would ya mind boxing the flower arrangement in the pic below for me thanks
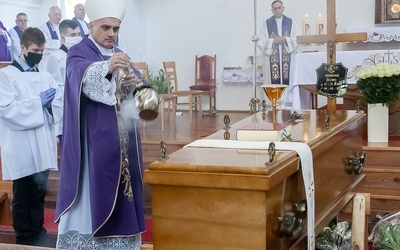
[356,63,400,106]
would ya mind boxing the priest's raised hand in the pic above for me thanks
[107,52,130,73]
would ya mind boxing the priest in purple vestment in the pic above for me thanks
[9,13,29,60]
[55,0,146,249]
[72,3,89,37]
[0,21,12,61]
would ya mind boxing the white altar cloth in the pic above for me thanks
[289,49,400,109]
[221,68,263,83]
[346,27,400,42]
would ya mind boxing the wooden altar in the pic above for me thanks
[144,109,366,249]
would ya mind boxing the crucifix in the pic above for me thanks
[297,0,367,110]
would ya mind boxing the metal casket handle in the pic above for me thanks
[344,151,366,175]
[278,200,307,239]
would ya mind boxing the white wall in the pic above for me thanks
[120,0,147,62]
[0,0,41,30]
[143,0,389,110]
[1,0,397,110]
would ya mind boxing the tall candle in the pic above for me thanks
[316,14,324,35]
[303,14,310,35]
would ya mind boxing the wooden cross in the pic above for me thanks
[297,0,367,110]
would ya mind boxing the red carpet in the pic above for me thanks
[0,210,153,242]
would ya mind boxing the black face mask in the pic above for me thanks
[24,52,43,67]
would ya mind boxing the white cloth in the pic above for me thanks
[185,139,315,250]
[0,66,62,180]
[289,49,400,109]
[39,22,60,55]
[8,27,22,60]
[77,19,89,35]
[346,27,400,42]
[39,49,67,137]
[40,49,67,85]
[221,68,263,83]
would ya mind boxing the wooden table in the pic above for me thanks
[145,109,366,249]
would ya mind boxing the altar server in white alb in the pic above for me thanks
[0,27,63,246]
[257,0,299,86]
[40,19,81,144]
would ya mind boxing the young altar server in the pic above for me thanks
[0,27,63,246]
[39,19,81,144]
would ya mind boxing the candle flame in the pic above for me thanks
[306,14,308,18]
[319,13,321,18]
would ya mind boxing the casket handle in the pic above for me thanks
[278,200,307,239]
[344,151,366,175]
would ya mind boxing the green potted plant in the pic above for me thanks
[148,68,168,94]
[356,63,400,142]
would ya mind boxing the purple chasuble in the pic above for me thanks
[72,17,88,37]
[266,15,292,85]
[0,21,11,61]
[46,21,59,40]
[13,26,23,38]
[55,36,145,237]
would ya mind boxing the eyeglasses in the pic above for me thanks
[17,19,29,23]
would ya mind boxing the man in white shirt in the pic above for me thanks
[39,6,62,55]
[9,13,29,60]
[72,3,89,37]
[40,19,81,144]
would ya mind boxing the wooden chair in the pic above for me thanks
[134,62,177,131]
[133,61,149,82]
[0,61,11,69]
[163,61,202,123]
[189,55,217,114]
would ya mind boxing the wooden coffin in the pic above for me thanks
[144,109,366,249]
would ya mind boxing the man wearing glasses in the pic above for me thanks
[9,13,29,60]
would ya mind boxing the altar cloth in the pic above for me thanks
[221,68,263,83]
[346,27,400,42]
[289,49,400,109]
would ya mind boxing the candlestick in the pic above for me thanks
[303,14,310,35]
[316,14,324,35]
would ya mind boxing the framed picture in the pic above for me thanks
[375,0,400,23]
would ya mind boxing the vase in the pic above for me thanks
[368,103,389,142]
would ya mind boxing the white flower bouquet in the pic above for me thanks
[356,63,400,106]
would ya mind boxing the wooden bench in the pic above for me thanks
[0,192,12,226]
